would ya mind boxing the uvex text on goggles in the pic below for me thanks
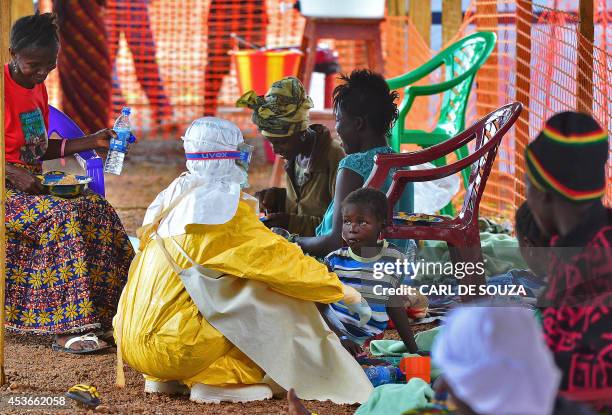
[185,143,254,171]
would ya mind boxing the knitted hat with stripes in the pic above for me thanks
[526,111,608,203]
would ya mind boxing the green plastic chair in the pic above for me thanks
[386,32,497,212]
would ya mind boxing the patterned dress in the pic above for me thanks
[4,63,134,334]
[4,164,134,334]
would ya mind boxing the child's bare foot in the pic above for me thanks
[287,389,311,415]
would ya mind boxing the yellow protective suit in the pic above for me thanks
[114,200,344,387]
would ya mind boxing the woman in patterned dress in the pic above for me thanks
[4,12,134,352]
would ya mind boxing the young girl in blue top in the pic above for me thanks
[296,70,399,258]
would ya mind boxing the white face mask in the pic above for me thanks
[237,163,249,189]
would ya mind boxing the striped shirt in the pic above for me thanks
[324,240,414,343]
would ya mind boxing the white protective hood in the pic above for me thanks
[142,117,250,237]
[432,305,561,415]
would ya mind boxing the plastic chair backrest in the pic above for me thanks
[366,102,522,225]
[47,105,105,196]
[455,102,521,223]
[388,32,496,139]
[436,32,496,133]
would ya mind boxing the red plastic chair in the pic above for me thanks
[365,102,522,290]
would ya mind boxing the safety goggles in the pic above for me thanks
[185,142,254,171]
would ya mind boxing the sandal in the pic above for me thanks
[52,332,110,354]
[66,384,101,408]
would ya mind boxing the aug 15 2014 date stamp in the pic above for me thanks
[0,394,72,410]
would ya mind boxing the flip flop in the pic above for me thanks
[66,384,101,408]
[52,332,110,354]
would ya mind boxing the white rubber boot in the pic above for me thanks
[263,374,287,399]
[144,380,189,395]
[189,383,273,404]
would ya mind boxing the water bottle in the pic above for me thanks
[363,366,405,387]
[104,107,131,175]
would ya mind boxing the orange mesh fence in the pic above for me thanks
[381,0,611,216]
[474,0,611,214]
[40,0,610,216]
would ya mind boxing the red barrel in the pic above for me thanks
[231,49,303,162]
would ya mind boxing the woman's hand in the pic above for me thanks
[44,129,125,161]
[86,128,117,159]
[6,165,46,194]
[255,187,287,214]
[89,128,117,151]
[262,212,290,230]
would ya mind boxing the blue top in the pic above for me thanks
[316,146,394,236]
[315,146,414,255]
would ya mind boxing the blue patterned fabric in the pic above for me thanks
[487,269,545,300]
[324,241,414,344]
[338,146,395,180]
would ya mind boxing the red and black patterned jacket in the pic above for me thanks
[541,204,612,391]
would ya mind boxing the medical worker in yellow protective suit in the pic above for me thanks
[113,118,374,405]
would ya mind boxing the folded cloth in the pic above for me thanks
[370,340,410,357]
[371,327,441,355]
[355,378,435,415]
[370,327,443,380]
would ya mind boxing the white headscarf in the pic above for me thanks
[142,117,251,237]
[432,305,561,415]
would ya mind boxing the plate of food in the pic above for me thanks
[40,171,92,198]
[393,212,445,224]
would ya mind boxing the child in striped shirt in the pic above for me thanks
[322,188,422,354]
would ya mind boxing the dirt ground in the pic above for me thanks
[0,138,369,414]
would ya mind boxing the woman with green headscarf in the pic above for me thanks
[237,77,345,236]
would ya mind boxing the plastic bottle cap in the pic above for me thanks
[121,107,131,115]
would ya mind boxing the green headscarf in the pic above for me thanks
[236,76,314,138]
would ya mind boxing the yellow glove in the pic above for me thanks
[342,285,362,305]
